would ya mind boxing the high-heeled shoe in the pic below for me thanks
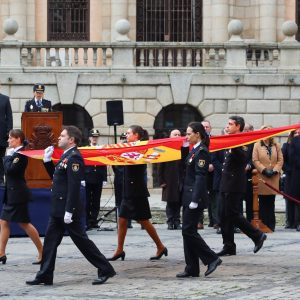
[108,251,125,261]
[32,259,42,265]
[150,247,168,260]
[0,255,7,264]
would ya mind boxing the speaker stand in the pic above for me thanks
[97,123,119,231]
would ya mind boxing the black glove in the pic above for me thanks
[262,168,274,178]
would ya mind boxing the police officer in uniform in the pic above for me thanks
[85,129,107,230]
[217,116,267,256]
[26,126,115,286]
[176,122,222,278]
[24,84,52,112]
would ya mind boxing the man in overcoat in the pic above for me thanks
[0,90,13,185]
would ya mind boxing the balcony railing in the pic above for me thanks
[0,40,299,71]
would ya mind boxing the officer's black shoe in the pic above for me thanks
[167,223,174,230]
[296,225,300,232]
[173,223,182,230]
[26,278,53,286]
[253,233,267,253]
[205,258,222,277]
[92,271,116,285]
[216,248,236,256]
[176,271,199,278]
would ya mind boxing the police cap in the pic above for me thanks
[89,129,100,137]
[33,84,45,93]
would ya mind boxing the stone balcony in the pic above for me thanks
[0,19,299,73]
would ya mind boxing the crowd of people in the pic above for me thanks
[0,83,300,286]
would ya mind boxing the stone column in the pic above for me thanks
[259,0,277,42]
[111,0,128,41]
[211,0,229,42]
[202,0,212,42]
[9,0,27,40]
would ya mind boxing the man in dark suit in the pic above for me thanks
[24,84,52,112]
[0,91,13,185]
[217,116,267,256]
[26,126,115,286]
[85,129,107,230]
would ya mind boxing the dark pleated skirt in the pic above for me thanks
[119,196,151,220]
[0,203,30,223]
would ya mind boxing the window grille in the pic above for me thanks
[296,0,300,41]
[48,0,89,41]
[137,0,202,42]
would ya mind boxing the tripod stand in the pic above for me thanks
[97,124,120,231]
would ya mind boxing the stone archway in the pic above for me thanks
[153,103,203,138]
[52,103,93,146]
[152,103,203,187]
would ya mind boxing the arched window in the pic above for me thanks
[52,104,93,145]
[48,0,90,41]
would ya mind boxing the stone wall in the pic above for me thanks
[1,72,299,138]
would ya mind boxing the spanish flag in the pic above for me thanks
[21,123,300,166]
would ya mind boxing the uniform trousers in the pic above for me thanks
[36,216,114,281]
[182,205,218,276]
[86,183,103,226]
[220,192,262,250]
[166,201,181,225]
[259,194,276,231]
[0,147,6,184]
[244,179,253,222]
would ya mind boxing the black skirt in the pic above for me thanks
[0,203,30,223]
[119,196,151,220]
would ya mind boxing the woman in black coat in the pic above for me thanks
[109,125,167,261]
[176,122,221,278]
[0,129,43,264]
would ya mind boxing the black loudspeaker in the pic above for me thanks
[106,100,124,126]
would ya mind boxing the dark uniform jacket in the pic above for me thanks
[24,98,52,112]
[211,150,225,192]
[0,93,13,147]
[84,165,107,184]
[220,146,248,194]
[281,142,291,193]
[123,164,149,199]
[288,135,300,199]
[3,147,31,205]
[44,147,84,218]
[181,143,209,208]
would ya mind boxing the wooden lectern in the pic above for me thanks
[21,112,63,188]
[251,169,273,233]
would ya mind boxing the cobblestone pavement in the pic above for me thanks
[1,223,300,300]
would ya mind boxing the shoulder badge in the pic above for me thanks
[198,159,205,168]
[13,157,19,164]
[72,163,80,172]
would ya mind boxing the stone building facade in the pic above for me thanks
[0,0,297,43]
[0,1,300,186]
